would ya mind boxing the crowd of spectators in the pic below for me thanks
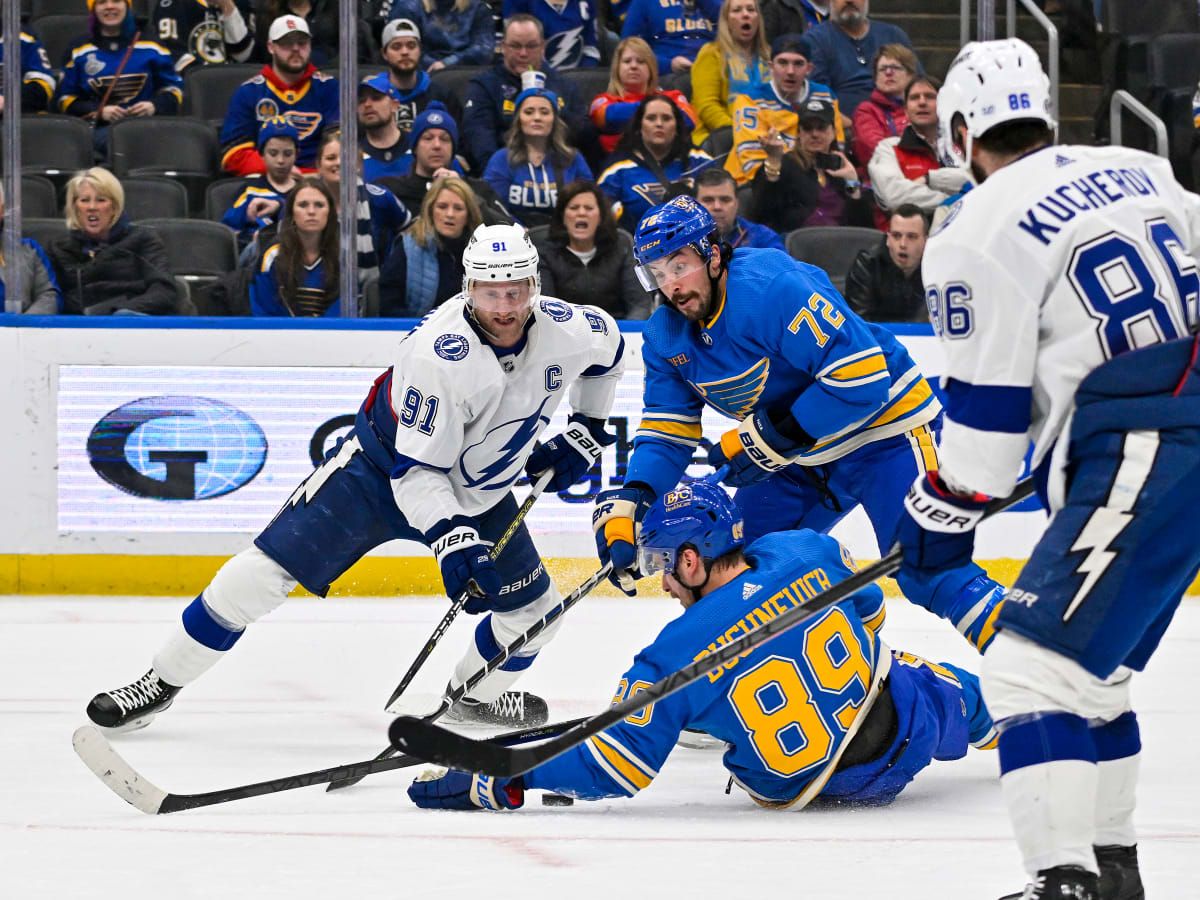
[5,0,1047,325]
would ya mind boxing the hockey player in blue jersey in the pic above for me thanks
[591,194,1006,653]
[409,480,996,811]
[85,224,626,733]
[897,40,1200,900]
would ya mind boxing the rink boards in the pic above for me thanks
[0,317,1186,597]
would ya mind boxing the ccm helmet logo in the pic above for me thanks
[86,397,267,501]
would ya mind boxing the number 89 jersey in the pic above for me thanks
[923,145,1200,504]
[523,530,891,805]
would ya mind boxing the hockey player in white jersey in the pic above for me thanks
[86,225,625,732]
[896,39,1200,900]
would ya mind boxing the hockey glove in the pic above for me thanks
[408,767,524,811]
[525,414,616,492]
[707,408,811,487]
[425,516,502,615]
[896,472,989,579]
[592,485,654,596]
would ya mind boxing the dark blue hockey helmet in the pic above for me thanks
[632,196,720,291]
[637,480,745,577]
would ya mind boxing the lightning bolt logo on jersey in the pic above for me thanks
[355,292,625,532]
[628,248,940,496]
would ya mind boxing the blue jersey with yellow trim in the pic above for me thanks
[220,178,289,242]
[56,37,183,117]
[523,529,889,803]
[0,33,57,112]
[597,148,714,233]
[250,243,339,318]
[220,65,340,170]
[625,247,940,497]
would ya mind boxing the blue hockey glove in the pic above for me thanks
[592,485,654,596]
[707,409,809,487]
[425,516,501,614]
[408,767,525,811]
[525,414,616,492]
[896,473,990,578]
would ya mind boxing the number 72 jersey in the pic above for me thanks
[923,144,1200,502]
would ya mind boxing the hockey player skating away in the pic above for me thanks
[591,194,1006,652]
[895,39,1200,900]
[407,481,996,811]
[86,225,625,732]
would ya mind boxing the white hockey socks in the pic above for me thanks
[996,711,1100,875]
[152,548,297,687]
[1092,712,1141,848]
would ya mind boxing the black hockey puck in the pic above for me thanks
[541,793,574,807]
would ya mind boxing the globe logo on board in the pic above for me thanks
[86,397,268,501]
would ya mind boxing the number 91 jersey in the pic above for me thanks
[382,294,625,533]
[923,145,1200,503]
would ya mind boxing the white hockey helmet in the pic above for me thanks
[938,38,1057,166]
[462,223,541,298]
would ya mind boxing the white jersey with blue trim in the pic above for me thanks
[922,144,1200,506]
[388,294,625,533]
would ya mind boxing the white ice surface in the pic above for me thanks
[4,590,1198,899]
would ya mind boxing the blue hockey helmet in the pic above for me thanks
[637,480,745,578]
[632,196,720,291]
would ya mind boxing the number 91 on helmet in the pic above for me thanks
[635,480,745,578]
[462,224,541,335]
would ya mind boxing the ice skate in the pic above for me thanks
[444,690,548,728]
[86,669,180,732]
[1000,866,1099,900]
[1096,845,1144,900]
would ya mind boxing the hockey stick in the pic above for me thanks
[382,467,554,713]
[324,470,554,793]
[388,478,1038,778]
[72,716,584,815]
[329,561,613,791]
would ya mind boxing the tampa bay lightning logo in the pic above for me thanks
[458,396,552,490]
[86,397,267,501]
[434,333,470,361]
[539,299,573,322]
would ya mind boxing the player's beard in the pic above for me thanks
[970,159,989,185]
[672,291,710,322]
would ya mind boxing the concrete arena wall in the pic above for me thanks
[0,318,1192,598]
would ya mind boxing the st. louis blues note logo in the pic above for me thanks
[689,357,770,419]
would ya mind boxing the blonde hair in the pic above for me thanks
[411,176,483,248]
[715,0,769,81]
[606,37,659,96]
[64,167,125,230]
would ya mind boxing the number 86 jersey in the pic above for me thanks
[923,145,1200,505]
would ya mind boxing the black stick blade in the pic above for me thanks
[388,716,531,777]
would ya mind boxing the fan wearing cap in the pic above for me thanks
[750,94,871,232]
[460,14,590,173]
[379,18,461,138]
[149,0,253,74]
[219,15,340,176]
[358,73,409,184]
[377,104,515,226]
[482,72,593,228]
[251,1,343,67]
[55,0,184,153]
[384,0,495,72]
[221,117,301,250]
[724,33,841,185]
